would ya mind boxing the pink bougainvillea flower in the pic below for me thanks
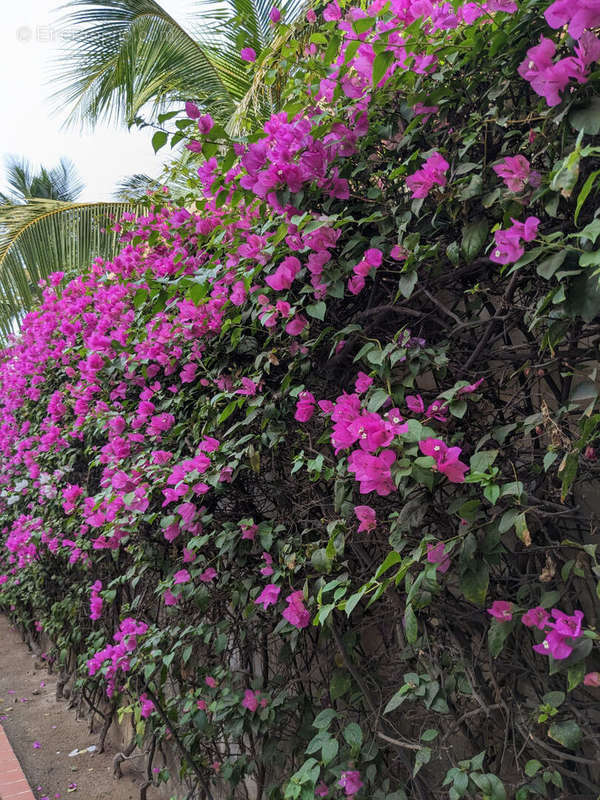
[282,590,310,629]
[173,569,191,585]
[269,6,281,22]
[486,0,517,13]
[511,216,540,242]
[521,606,549,629]
[364,247,383,268]
[532,629,574,660]
[255,583,281,609]
[285,314,308,336]
[348,449,396,495]
[355,372,373,394]
[266,256,301,290]
[425,400,448,422]
[338,770,363,796]
[493,155,541,193]
[457,378,484,396]
[487,600,513,621]
[197,114,214,135]
[197,699,207,710]
[33,741,41,749]
[584,672,600,687]
[295,390,316,422]
[237,377,258,396]
[390,244,409,260]
[427,542,451,573]
[544,0,600,39]
[185,101,201,119]
[241,47,257,62]
[385,408,408,436]
[315,782,329,798]
[348,274,365,295]
[241,522,258,540]
[242,689,260,711]
[489,228,524,265]
[323,0,341,20]
[354,505,376,532]
[140,693,155,718]
[406,152,449,199]
[260,552,274,577]
[348,412,394,452]
[406,394,425,414]
[550,608,584,638]
[418,438,468,483]
[199,567,217,583]
[518,37,580,106]
[205,676,217,688]
[164,589,179,606]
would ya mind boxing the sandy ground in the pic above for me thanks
[0,614,151,800]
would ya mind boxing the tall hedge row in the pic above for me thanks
[1,0,600,797]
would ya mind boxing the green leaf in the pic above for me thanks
[324,34,341,65]
[373,51,394,86]
[567,662,585,691]
[460,563,489,606]
[343,722,363,749]
[404,603,418,644]
[384,685,410,714]
[470,450,498,473]
[488,618,513,657]
[461,219,488,262]
[570,97,600,136]
[454,771,469,796]
[537,250,567,279]
[524,759,543,777]
[321,737,338,764]
[398,271,417,299]
[413,747,431,777]
[367,388,389,412]
[306,301,326,321]
[313,709,337,729]
[575,170,600,224]
[548,719,582,750]
[330,671,351,701]
[152,131,168,153]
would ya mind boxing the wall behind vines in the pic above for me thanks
[1,0,600,798]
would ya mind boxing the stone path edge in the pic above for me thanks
[0,724,35,800]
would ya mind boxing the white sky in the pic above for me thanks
[0,0,194,201]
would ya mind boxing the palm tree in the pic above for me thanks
[0,157,138,341]
[51,0,311,136]
[0,156,84,204]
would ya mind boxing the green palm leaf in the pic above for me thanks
[52,0,236,128]
[0,200,139,342]
[52,0,314,133]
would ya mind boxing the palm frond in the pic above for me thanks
[2,156,84,203]
[51,0,236,128]
[0,200,139,342]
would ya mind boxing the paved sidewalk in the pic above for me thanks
[0,725,35,800]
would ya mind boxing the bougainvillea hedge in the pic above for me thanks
[2,0,600,797]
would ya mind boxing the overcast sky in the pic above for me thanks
[1,0,193,201]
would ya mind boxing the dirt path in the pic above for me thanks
[0,614,149,800]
